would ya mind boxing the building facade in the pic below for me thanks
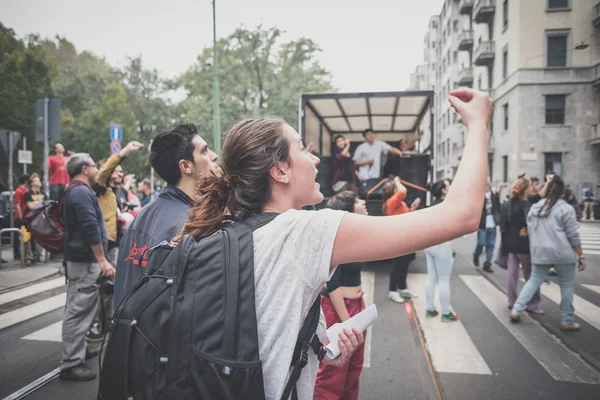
[411,0,600,196]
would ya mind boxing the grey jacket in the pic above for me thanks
[527,199,581,265]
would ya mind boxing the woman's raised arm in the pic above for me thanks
[331,89,493,267]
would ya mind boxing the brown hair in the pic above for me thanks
[509,178,530,200]
[381,181,396,216]
[541,174,565,217]
[327,190,357,213]
[176,117,289,240]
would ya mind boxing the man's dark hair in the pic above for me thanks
[333,134,346,142]
[18,175,30,185]
[530,177,539,183]
[150,124,199,186]
[431,179,447,200]
[362,129,372,138]
[326,190,357,213]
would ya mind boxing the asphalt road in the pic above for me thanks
[1,222,600,400]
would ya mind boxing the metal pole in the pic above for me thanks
[8,132,14,232]
[22,137,27,175]
[212,0,221,156]
[43,98,49,198]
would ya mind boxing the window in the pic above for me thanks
[503,0,509,27]
[488,154,494,180]
[502,156,508,183]
[503,103,509,130]
[545,95,566,124]
[503,49,508,78]
[546,31,569,67]
[548,0,569,9]
[453,51,458,63]
[478,76,482,90]
[432,41,435,48]
[453,20,458,33]
[544,152,563,176]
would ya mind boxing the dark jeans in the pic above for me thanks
[389,254,414,291]
[50,184,66,201]
[474,227,497,265]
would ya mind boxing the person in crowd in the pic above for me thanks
[60,153,114,381]
[583,186,595,221]
[528,175,551,204]
[473,177,501,273]
[382,176,421,303]
[397,129,424,154]
[89,141,143,338]
[313,190,369,400]
[175,88,492,399]
[332,135,355,194]
[48,143,72,200]
[13,175,29,261]
[23,173,46,265]
[137,179,152,207]
[503,178,543,314]
[511,175,585,331]
[352,129,403,183]
[564,188,582,224]
[114,124,219,305]
[424,179,459,321]
[121,173,141,212]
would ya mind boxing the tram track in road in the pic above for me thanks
[2,368,60,400]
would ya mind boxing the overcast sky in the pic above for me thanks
[2,0,443,93]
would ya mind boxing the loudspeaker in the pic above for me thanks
[384,153,430,188]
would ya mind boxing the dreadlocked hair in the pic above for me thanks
[541,174,565,217]
[174,117,289,241]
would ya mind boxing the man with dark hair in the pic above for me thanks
[60,153,113,381]
[114,124,218,304]
[49,143,71,200]
[353,129,402,182]
[137,179,152,207]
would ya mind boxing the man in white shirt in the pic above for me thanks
[352,129,403,182]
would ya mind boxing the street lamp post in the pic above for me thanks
[212,0,221,156]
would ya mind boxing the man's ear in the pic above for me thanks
[179,159,194,176]
[269,161,289,184]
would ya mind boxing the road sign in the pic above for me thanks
[110,139,122,154]
[110,124,123,141]
[18,150,33,164]
[0,130,21,154]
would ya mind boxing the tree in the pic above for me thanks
[176,26,333,148]
[73,82,144,175]
[0,23,53,182]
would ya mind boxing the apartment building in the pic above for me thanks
[411,0,600,194]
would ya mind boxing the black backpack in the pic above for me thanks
[98,213,326,400]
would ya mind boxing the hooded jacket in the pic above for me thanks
[114,185,194,304]
[527,198,581,265]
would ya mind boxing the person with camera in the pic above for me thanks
[60,153,114,382]
[114,124,219,305]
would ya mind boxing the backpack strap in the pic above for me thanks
[59,181,87,221]
[242,212,279,231]
[281,296,326,400]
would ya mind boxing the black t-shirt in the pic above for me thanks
[325,262,363,294]
[23,190,46,215]
[527,194,542,204]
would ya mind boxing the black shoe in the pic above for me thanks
[483,263,494,273]
[86,347,101,360]
[86,331,104,342]
[473,255,479,268]
[59,363,96,381]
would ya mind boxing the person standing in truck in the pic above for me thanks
[352,129,403,183]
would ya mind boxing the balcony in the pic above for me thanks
[458,68,474,86]
[459,0,474,15]
[594,3,600,28]
[474,0,495,23]
[474,40,495,66]
[458,30,474,51]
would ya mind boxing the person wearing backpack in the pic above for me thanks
[172,88,493,399]
[60,153,114,382]
[114,124,219,305]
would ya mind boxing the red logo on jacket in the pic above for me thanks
[124,242,149,267]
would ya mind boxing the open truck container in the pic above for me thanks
[299,91,434,214]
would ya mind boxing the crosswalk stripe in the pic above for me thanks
[461,275,600,384]
[583,249,600,255]
[407,273,492,375]
[22,321,62,342]
[0,278,65,306]
[361,271,374,368]
[0,293,65,331]
[582,284,600,296]
[530,279,600,332]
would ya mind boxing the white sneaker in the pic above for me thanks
[398,289,417,298]
[388,291,404,303]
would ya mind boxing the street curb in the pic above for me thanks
[0,268,63,295]
[454,251,600,374]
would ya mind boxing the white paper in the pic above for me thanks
[324,304,378,359]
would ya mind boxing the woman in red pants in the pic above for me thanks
[313,191,368,400]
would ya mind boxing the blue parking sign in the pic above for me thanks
[110,123,123,141]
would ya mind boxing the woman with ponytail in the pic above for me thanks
[510,175,586,331]
[178,88,493,400]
